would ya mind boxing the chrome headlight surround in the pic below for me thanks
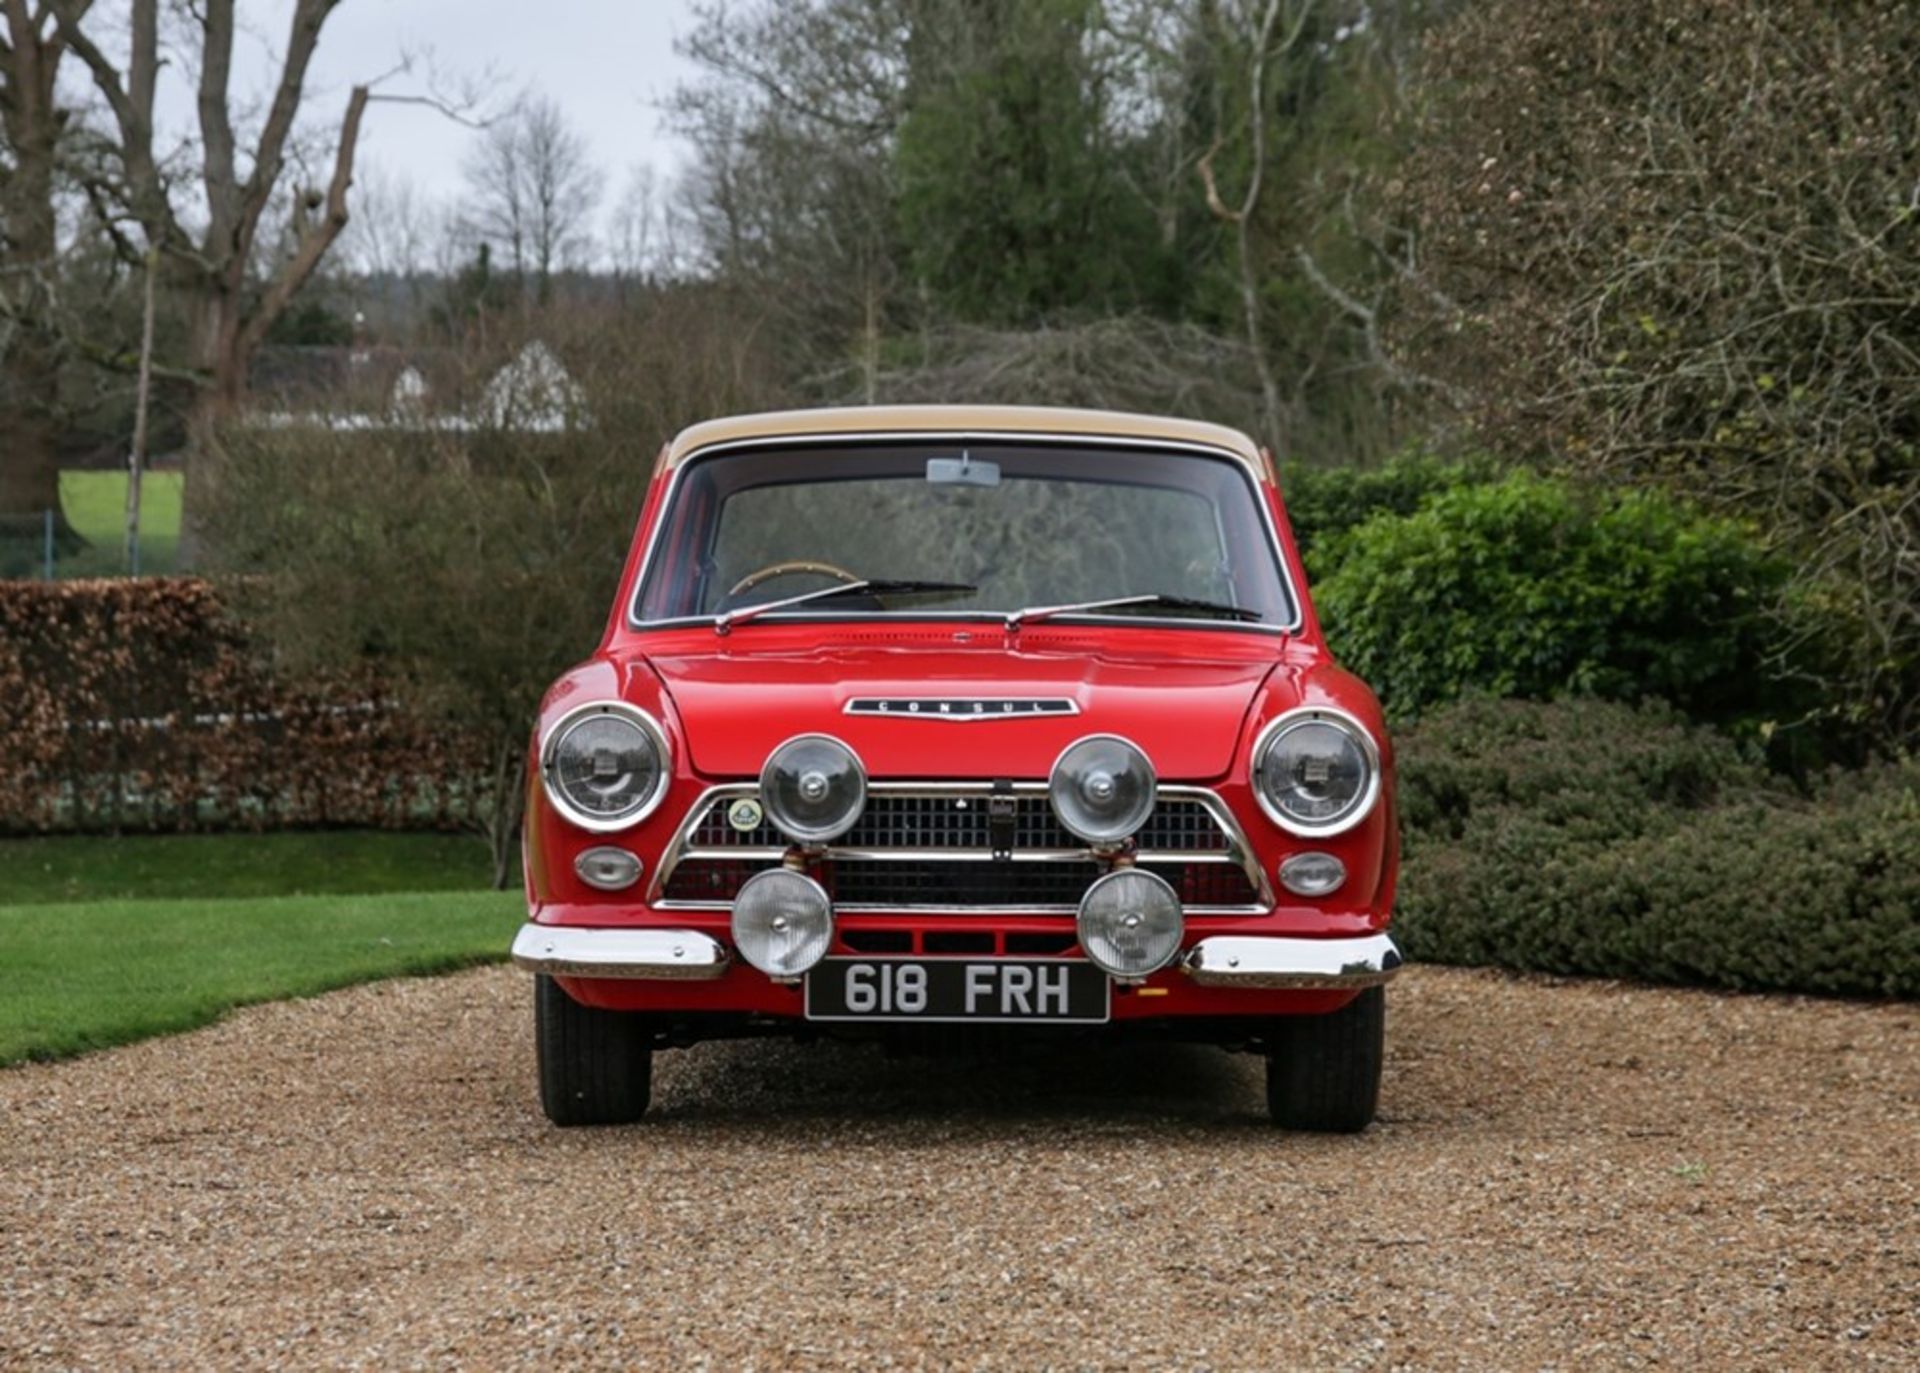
[1048,733,1157,845]
[1251,706,1382,838]
[539,701,673,833]
[759,733,868,845]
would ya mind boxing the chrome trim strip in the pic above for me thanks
[675,846,1250,864]
[1169,785,1275,906]
[1181,933,1403,989]
[625,431,1302,634]
[647,780,1275,909]
[510,925,730,980]
[1249,705,1384,839]
[868,780,1050,795]
[652,900,1271,916]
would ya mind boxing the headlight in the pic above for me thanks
[759,734,867,844]
[1253,707,1381,837]
[1077,867,1184,977]
[541,702,671,832]
[732,867,834,977]
[1049,734,1156,844]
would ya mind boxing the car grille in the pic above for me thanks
[689,792,1229,853]
[658,786,1265,911]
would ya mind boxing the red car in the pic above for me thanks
[513,406,1401,1130]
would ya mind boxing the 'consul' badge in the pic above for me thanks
[727,798,765,832]
[844,697,1079,720]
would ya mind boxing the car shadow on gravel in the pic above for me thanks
[635,1035,1278,1131]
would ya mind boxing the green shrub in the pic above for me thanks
[1395,698,1920,999]
[1397,696,1767,844]
[1278,451,1497,566]
[1312,471,1790,726]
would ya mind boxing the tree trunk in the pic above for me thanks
[485,744,528,891]
[0,377,78,570]
[0,2,82,564]
[176,292,249,568]
[0,288,80,565]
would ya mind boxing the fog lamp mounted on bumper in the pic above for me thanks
[732,867,835,979]
[1077,867,1184,978]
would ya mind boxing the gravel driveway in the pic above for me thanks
[1,964,1913,1369]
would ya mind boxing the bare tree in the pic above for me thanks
[461,101,528,276]
[866,317,1271,439]
[1402,0,1920,747]
[1197,0,1316,448]
[343,159,447,328]
[45,1,499,560]
[461,94,600,303]
[608,163,665,282]
[51,1,370,430]
[345,160,435,279]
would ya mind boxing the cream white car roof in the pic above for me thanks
[660,405,1272,482]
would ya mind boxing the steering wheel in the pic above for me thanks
[727,559,863,598]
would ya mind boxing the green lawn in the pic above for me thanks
[0,829,523,1065]
[1,829,507,904]
[57,469,183,576]
[0,890,521,1065]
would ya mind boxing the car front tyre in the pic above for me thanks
[534,974,654,1126]
[1264,986,1385,1133]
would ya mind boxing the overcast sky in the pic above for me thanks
[149,0,706,250]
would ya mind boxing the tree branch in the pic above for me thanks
[232,0,341,264]
[1196,133,1240,224]
[48,0,190,263]
[238,81,367,361]
[0,273,209,388]
[196,0,238,250]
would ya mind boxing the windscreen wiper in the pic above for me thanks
[1004,593,1261,631]
[716,579,977,635]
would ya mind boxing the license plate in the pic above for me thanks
[804,958,1110,1024]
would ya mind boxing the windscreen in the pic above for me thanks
[634,442,1293,628]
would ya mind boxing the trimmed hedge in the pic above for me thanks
[1395,697,1920,999]
[1309,471,1791,728]
[0,579,483,834]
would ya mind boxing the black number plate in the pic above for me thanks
[804,958,1110,1024]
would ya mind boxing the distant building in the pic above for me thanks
[476,342,590,431]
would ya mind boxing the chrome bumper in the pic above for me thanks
[510,925,730,980]
[1181,933,1403,990]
